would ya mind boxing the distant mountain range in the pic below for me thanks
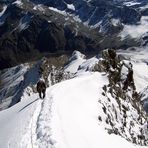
[0,0,148,69]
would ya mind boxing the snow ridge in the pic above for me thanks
[1,49,148,147]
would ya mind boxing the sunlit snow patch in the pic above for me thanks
[123,1,141,6]
[0,5,7,26]
[12,0,23,6]
[48,6,67,16]
[67,4,75,11]
[111,18,120,26]
[0,5,7,17]
[33,4,45,13]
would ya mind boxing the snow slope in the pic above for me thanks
[0,64,28,110]
[49,72,142,148]
[0,61,41,110]
[0,93,40,148]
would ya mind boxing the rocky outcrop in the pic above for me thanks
[141,32,148,46]
[94,49,148,145]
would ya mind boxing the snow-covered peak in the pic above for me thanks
[64,51,86,73]
[70,50,86,61]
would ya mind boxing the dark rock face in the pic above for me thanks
[30,0,142,25]
[0,3,98,69]
[0,0,147,69]
[141,32,148,46]
[37,23,66,52]
[93,49,148,146]
[0,18,66,69]
[113,6,141,24]
[5,6,105,69]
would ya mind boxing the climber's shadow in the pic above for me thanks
[18,98,39,112]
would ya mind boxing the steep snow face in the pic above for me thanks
[140,87,148,113]
[67,4,75,11]
[48,6,67,16]
[49,73,109,148]
[0,64,28,110]
[12,0,23,6]
[0,61,41,110]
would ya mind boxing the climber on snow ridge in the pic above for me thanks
[37,78,46,99]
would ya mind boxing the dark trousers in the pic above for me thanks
[39,89,46,99]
